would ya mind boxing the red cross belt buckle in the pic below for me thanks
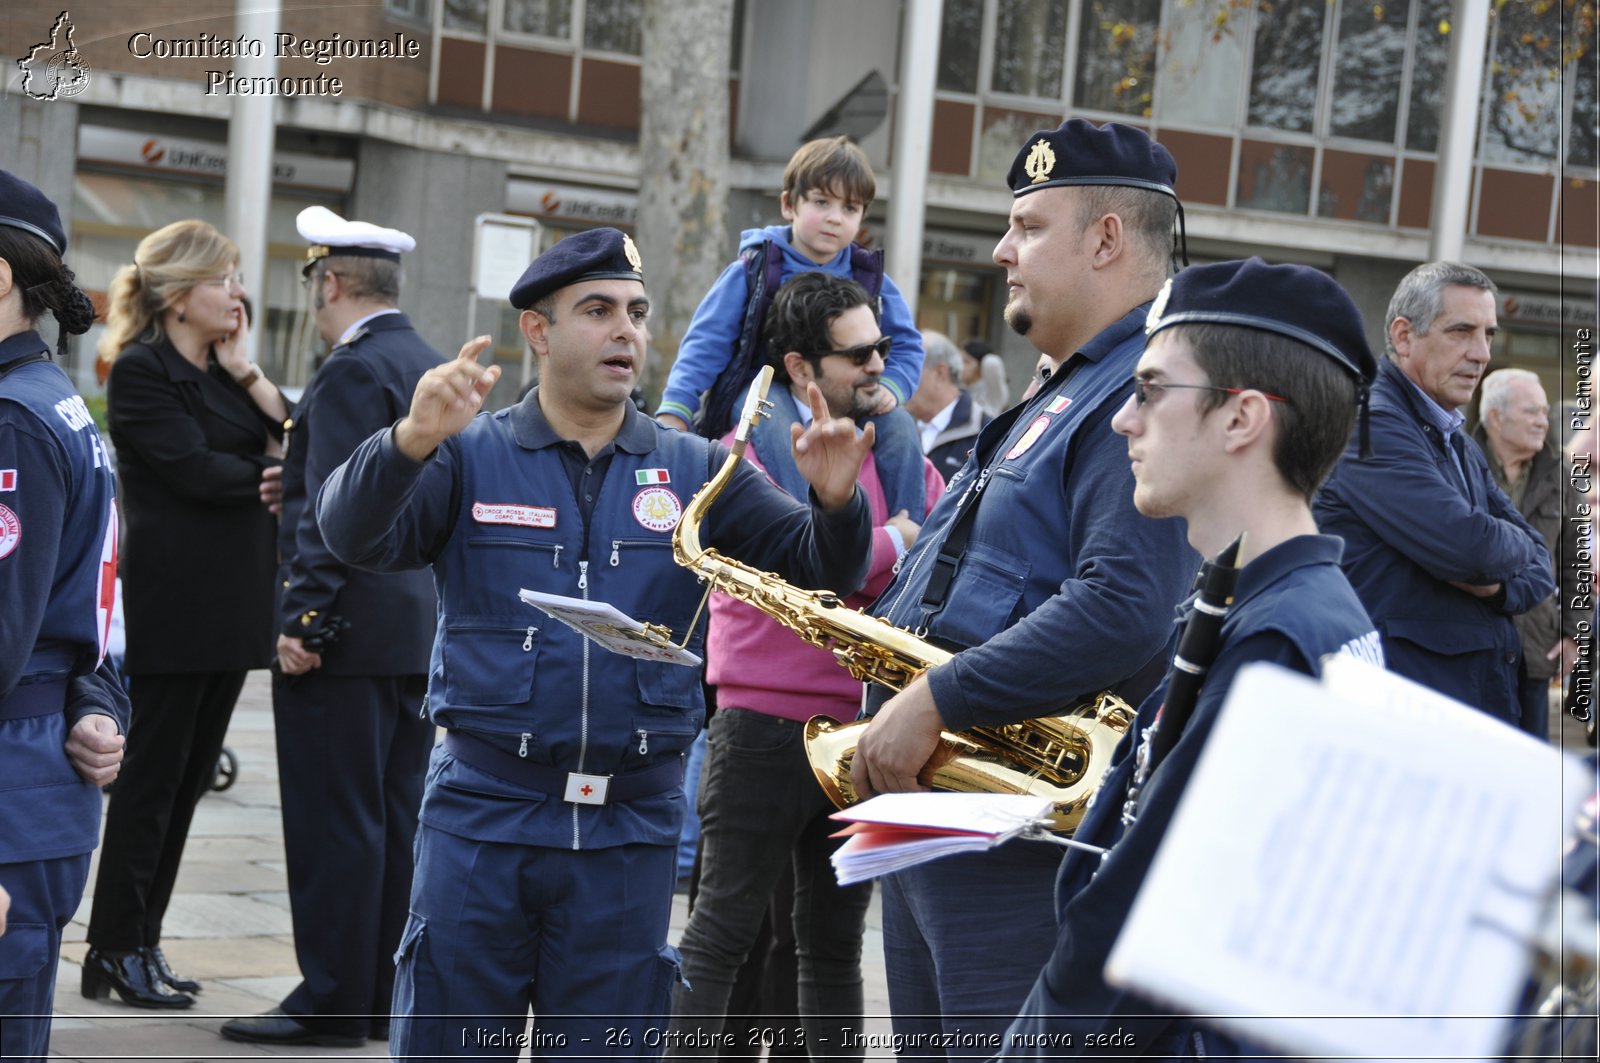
[564,772,611,805]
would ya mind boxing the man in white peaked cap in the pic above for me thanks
[221,208,445,1047]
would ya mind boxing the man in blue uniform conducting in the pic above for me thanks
[0,170,129,1060]
[222,209,445,1046]
[1316,262,1553,724]
[995,258,1385,1056]
[848,119,1200,1047]
[316,227,875,1057]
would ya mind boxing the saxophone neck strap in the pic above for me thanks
[918,354,1083,619]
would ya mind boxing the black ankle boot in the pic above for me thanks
[80,947,195,1009]
[143,945,201,994]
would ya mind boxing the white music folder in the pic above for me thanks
[1104,660,1590,1063]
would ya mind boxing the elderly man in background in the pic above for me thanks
[1472,368,1581,740]
[905,330,990,483]
[1316,261,1554,726]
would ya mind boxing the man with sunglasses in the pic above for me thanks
[223,208,445,1047]
[848,119,1200,1047]
[668,273,945,1050]
[994,257,1385,1056]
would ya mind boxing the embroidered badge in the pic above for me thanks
[1004,414,1052,462]
[632,487,682,532]
[1045,396,1072,414]
[635,468,670,485]
[1145,277,1173,335]
[0,504,19,559]
[0,469,14,491]
[472,502,557,529]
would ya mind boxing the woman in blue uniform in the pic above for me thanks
[82,220,288,1008]
[0,169,129,1061]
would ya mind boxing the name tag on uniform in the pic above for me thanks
[472,502,557,529]
[564,772,611,805]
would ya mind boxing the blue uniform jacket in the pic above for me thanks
[867,305,1199,727]
[0,330,128,863]
[1314,357,1553,721]
[999,535,1383,1057]
[317,394,870,849]
[277,313,444,675]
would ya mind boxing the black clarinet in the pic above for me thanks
[1149,533,1245,769]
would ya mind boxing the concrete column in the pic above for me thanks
[1427,0,1491,263]
[224,1,281,360]
[885,0,942,320]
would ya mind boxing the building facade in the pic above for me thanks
[4,0,1595,414]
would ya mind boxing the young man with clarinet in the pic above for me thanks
[995,258,1387,1056]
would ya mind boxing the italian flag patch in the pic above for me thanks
[636,468,671,485]
[1046,396,1072,414]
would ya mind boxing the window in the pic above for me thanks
[1482,0,1566,164]
[1246,0,1329,132]
[443,0,488,34]
[938,0,985,93]
[991,0,1068,98]
[1073,0,1160,116]
[1404,0,1453,152]
[385,0,431,22]
[1153,0,1246,129]
[1329,0,1411,142]
[1572,31,1598,169]
[502,0,572,39]
[584,0,643,56]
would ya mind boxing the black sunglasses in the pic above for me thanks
[814,335,892,366]
[1133,379,1287,407]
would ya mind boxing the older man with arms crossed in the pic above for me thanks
[1316,262,1553,724]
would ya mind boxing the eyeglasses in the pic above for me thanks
[1133,379,1288,407]
[299,268,343,291]
[204,271,246,290]
[814,335,891,366]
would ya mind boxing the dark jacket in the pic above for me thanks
[924,389,990,484]
[1315,357,1554,720]
[1470,425,1584,680]
[278,313,444,675]
[107,338,285,674]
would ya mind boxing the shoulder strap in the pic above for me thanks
[0,353,50,380]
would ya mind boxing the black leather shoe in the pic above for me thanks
[143,945,201,994]
[219,1008,364,1047]
[80,948,195,1009]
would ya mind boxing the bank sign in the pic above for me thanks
[78,125,354,192]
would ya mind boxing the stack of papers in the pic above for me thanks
[829,793,1054,886]
[1105,658,1591,1062]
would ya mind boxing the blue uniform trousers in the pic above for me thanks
[880,842,1063,1058]
[273,671,432,1035]
[0,852,91,1062]
[392,825,681,1059]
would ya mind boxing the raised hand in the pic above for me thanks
[791,381,873,510]
[396,336,501,460]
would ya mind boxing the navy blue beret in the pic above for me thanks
[1145,258,1376,384]
[510,227,644,310]
[0,168,67,255]
[1006,119,1178,200]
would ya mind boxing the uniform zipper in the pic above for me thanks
[573,558,591,850]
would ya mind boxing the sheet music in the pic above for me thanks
[829,793,1053,886]
[1105,662,1589,1062]
[518,588,702,666]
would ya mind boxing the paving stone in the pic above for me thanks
[151,893,294,939]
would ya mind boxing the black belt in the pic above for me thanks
[0,678,69,721]
[442,731,684,806]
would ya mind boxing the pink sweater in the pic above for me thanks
[707,437,946,723]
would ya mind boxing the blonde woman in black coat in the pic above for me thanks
[82,220,288,1008]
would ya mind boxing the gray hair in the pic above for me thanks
[1384,261,1496,361]
[921,329,964,380]
[1478,367,1544,421]
[319,254,402,304]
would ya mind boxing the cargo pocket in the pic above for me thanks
[932,540,1030,649]
[1382,617,1508,715]
[440,617,539,706]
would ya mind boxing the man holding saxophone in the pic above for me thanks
[849,119,1199,1048]
[315,228,874,1056]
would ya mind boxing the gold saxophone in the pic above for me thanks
[671,367,1134,832]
